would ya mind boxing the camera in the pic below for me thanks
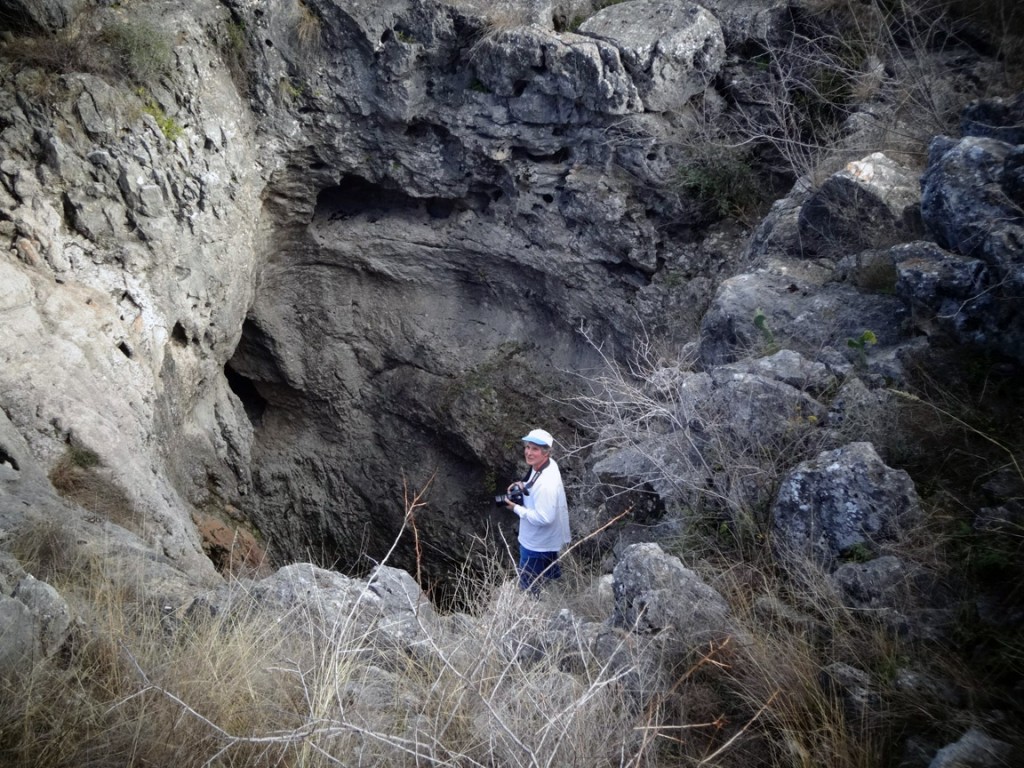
[494,484,528,507]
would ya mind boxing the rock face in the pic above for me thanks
[0,0,1017,606]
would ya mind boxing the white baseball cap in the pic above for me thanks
[522,429,553,447]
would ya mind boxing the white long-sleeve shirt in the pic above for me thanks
[513,458,570,553]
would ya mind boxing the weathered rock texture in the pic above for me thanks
[0,0,1018,609]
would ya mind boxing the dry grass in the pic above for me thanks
[0,12,174,87]
[48,446,143,535]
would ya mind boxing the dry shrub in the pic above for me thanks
[0,13,174,86]
[48,447,142,534]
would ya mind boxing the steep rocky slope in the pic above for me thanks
[1,0,1022,763]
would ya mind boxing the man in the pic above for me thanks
[504,428,571,592]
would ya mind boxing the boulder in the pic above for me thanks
[696,263,912,368]
[612,542,731,646]
[919,125,1024,363]
[10,575,71,659]
[578,0,725,112]
[921,134,1024,266]
[893,240,996,349]
[797,153,923,259]
[927,727,1014,768]
[472,24,642,119]
[771,442,921,572]
[960,91,1024,144]
[592,357,829,517]
[0,595,35,684]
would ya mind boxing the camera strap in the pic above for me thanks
[521,459,549,491]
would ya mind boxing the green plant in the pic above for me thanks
[847,329,878,366]
[676,145,765,219]
[841,541,875,563]
[137,90,184,141]
[753,308,776,350]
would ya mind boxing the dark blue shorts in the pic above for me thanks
[518,546,561,592]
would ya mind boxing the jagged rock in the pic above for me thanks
[893,240,996,349]
[592,357,829,517]
[10,574,71,658]
[190,562,438,652]
[921,134,1024,265]
[919,124,1024,363]
[771,442,921,573]
[0,0,84,33]
[612,542,730,646]
[831,555,912,611]
[960,91,1024,144]
[577,0,725,112]
[0,596,36,684]
[696,261,912,368]
[927,727,1014,768]
[820,661,882,720]
[697,0,790,48]
[798,153,923,259]
[473,24,642,118]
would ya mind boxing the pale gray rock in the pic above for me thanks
[0,2,262,578]
[928,727,1014,768]
[612,542,730,645]
[592,360,828,518]
[771,442,921,573]
[578,0,725,112]
[10,575,71,658]
[190,562,438,652]
[472,24,642,118]
[0,596,35,684]
[696,261,912,368]
[696,0,790,48]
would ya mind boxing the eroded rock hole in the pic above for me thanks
[171,321,189,346]
[315,175,459,222]
[224,362,268,425]
[0,446,19,471]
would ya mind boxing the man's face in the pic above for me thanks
[523,442,549,470]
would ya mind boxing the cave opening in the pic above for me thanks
[223,362,268,425]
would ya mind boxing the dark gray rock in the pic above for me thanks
[918,131,1024,363]
[893,240,997,349]
[920,135,1023,265]
[0,0,87,33]
[820,661,882,720]
[798,153,923,259]
[771,442,921,573]
[960,92,1024,145]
